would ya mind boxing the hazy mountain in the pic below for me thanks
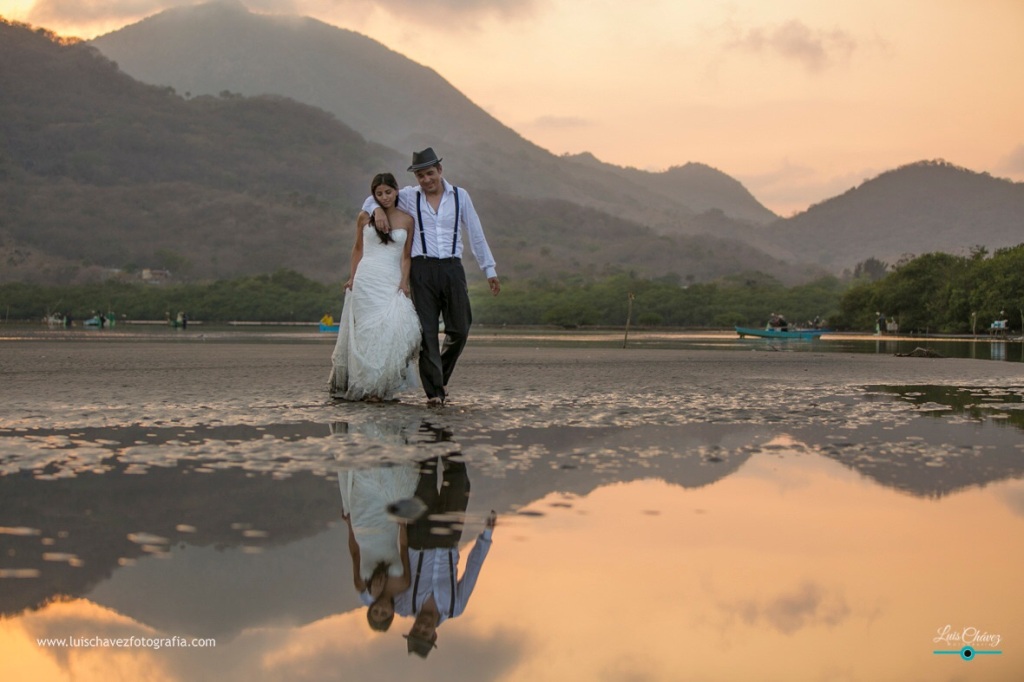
[760,161,1024,270]
[90,0,778,231]
[8,4,1017,285]
[0,17,804,286]
[0,18,402,284]
[563,153,778,226]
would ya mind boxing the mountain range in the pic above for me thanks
[90,0,780,231]
[1,2,1021,287]
[0,14,803,286]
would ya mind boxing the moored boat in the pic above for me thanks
[735,325,829,340]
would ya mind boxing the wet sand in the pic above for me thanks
[3,338,1019,420]
[4,336,1022,476]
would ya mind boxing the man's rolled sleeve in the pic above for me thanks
[460,190,497,278]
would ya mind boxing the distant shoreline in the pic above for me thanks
[1,321,1020,344]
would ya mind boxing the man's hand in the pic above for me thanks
[488,277,501,296]
[373,207,390,233]
[485,510,497,529]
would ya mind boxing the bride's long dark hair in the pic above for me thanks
[369,173,398,245]
[366,561,396,632]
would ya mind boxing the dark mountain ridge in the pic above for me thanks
[0,17,800,286]
[762,160,1024,269]
[87,1,1023,274]
[90,0,779,232]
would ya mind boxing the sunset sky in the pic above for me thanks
[2,0,1023,214]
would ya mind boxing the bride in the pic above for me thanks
[330,173,421,401]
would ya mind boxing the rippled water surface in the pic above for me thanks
[1,327,1022,681]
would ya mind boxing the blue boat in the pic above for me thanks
[735,325,829,340]
[319,323,340,333]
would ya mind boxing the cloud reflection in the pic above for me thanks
[728,581,850,635]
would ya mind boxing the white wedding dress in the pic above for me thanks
[329,226,421,400]
[340,465,420,584]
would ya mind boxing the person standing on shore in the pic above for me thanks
[360,148,500,407]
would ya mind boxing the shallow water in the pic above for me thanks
[1,329,1022,681]
[3,324,1023,361]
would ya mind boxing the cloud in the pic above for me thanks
[997,481,1024,518]
[725,19,858,72]
[27,0,192,26]
[997,144,1024,175]
[328,0,539,32]
[524,115,593,131]
[26,0,538,35]
[365,0,536,20]
[724,581,851,635]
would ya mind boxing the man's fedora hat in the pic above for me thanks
[408,147,443,172]
[403,633,438,658]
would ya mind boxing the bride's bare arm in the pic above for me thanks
[390,208,414,296]
[345,516,366,592]
[345,217,366,290]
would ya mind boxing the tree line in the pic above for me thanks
[0,268,841,328]
[0,270,338,324]
[2,244,1020,331]
[836,244,1024,333]
[469,271,842,329]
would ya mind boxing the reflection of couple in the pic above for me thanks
[341,453,495,657]
[330,148,500,406]
[341,465,418,631]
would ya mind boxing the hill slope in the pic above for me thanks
[762,161,1024,269]
[84,2,1024,274]
[0,18,800,286]
[0,18,402,283]
[90,0,778,230]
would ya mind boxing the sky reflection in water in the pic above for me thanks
[0,333,1022,681]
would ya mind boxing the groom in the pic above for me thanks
[359,148,500,406]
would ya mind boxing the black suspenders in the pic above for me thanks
[452,188,460,256]
[409,549,457,618]
[410,552,424,612]
[415,187,460,258]
[447,549,456,617]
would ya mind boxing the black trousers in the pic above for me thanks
[410,258,472,400]
[408,456,470,550]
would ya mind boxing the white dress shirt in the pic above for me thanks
[362,180,497,279]
[393,530,492,623]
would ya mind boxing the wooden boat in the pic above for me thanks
[735,325,829,340]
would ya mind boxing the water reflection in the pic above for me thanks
[2,334,1024,680]
[332,419,498,658]
[340,460,419,633]
[399,456,495,659]
[866,384,1024,431]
